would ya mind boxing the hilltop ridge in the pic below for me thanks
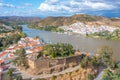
[29,14,120,28]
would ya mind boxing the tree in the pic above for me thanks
[87,74,95,80]
[90,56,98,67]
[16,75,23,80]
[13,48,28,67]
[15,25,22,31]
[113,29,120,38]
[42,43,74,58]
[103,69,113,80]
[15,48,26,55]
[96,46,113,67]
[35,36,39,39]
[7,69,13,80]
[35,78,46,80]
[52,75,56,80]
[19,32,26,38]
[12,57,19,66]
[42,44,56,58]
[1,33,22,47]
[80,57,89,68]
[0,47,3,51]
[103,62,120,80]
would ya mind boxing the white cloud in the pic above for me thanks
[0,2,33,9]
[38,0,116,13]
[0,10,39,16]
[45,0,59,5]
[38,3,57,11]
[83,1,115,10]
[0,3,15,8]
[24,3,32,6]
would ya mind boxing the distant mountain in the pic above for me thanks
[0,16,41,25]
[30,14,120,28]
[0,16,41,33]
[0,14,120,28]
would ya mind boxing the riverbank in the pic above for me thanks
[87,31,120,41]
[28,25,65,33]
[22,25,120,61]
[0,27,119,80]
[28,23,120,42]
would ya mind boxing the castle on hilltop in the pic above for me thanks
[27,52,84,75]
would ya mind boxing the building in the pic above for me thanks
[0,37,44,66]
[27,53,84,75]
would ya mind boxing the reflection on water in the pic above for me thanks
[22,25,120,61]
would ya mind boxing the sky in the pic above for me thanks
[0,0,120,18]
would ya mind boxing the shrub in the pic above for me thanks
[87,74,95,80]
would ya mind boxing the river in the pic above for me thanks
[22,25,120,61]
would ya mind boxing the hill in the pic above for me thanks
[0,16,41,26]
[29,14,120,28]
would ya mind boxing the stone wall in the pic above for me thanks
[28,54,83,74]
[49,58,65,67]
[65,55,82,65]
[35,58,50,69]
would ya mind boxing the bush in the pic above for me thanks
[16,75,23,80]
[102,62,120,80]
[80,57,89,68]
[96,46,113,67]
[87,74,95,80]
[90,56,98,67]
[35,78,46,80]
[42,43,74,58]
[52,75,56,80]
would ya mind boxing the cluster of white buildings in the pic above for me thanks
[18,37,44,54]
[60,22,119,35]
[0,37,44,73]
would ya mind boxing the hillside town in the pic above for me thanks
[0,37,44,78]
[60,22,119,35]
[0,36,99,80]
[1,0,120,79]
[0,37,84,79]
[0,21,120,80]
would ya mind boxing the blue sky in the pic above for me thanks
[0,0,120,17]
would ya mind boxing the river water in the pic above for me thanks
[22,25,120,61]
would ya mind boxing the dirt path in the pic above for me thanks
[21,65,81,79]
[94,66,105,80]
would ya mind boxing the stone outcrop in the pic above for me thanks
[46,67,98,80]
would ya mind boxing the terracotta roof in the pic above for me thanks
[6,48,13,50]
[33,38,38,40]
[0,59,3,64]
[0,52,7,57]
[8,53,14,58]
[35,46,42,51]
[29,46,43,53]
[0,37,43,64]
